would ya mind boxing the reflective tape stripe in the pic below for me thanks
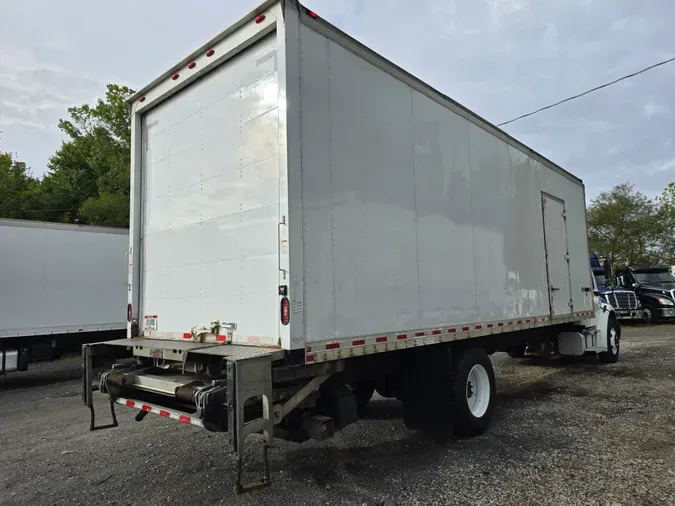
[305,310,597,364]
[116,398,203,428]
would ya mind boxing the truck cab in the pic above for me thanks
[590,253,642,321]
[616,266,675,323]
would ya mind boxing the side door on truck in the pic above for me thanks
[541,193,573,316]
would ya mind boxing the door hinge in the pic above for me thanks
[561,210,567,219]
[564,253,570,261]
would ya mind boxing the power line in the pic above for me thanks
[497,56,675,127]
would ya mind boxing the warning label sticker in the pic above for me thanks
[144,315,158,331]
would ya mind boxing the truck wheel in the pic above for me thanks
[507,345,526,358]
[642,306,659,324]
[449,348,496,436]
[599,317,620,363]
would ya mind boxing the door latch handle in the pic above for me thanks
[124,250,130,287]
[550,286,560,292]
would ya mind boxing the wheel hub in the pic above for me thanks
[466,364,490,418]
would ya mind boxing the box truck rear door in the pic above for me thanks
[139,34,281,344]
[541,194,573,316]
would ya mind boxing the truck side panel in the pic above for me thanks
[0,221,127,338]
[296,22,593,343]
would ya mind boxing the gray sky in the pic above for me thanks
[1,0,674,199]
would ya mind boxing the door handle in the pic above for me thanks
[550,286,560,292]
[278,217,287,280]
[124,250,130,287]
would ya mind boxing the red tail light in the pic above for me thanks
[281,297,290,326]
[255,14,266,23]
[127,304,133,323]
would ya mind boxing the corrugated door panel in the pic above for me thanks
[140,34,280,342]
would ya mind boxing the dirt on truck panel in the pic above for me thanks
[1,326,673,506]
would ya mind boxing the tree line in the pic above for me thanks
[0,84,133,228]
[1,82,674,267]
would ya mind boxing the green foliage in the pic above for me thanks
[0,84,134,227]
[587,183,675,267]
[48,83,134,227]
[654,183,675,264]
[0,152,41,220]
[79,193,130,228]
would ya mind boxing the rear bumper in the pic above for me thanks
[82,338,281,438]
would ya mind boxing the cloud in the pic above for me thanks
[644,101,668,118]
[0,0,674,196]
[0,115,47,130]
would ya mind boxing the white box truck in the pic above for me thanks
[0,219,128,373]
[82,0,621,493]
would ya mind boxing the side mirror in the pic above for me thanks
[632,283,639,288]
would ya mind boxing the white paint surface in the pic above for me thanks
[0,220,128,338]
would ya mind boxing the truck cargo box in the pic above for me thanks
[82,2,615,493]
[0,219,128,339]
[0,220,129,350]
[127,0,595,362]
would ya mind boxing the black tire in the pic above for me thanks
[599,317,621,363]
[507,345,526,358]
[642,305,659,324]
[449,348,496,436]
[350,381,375,415]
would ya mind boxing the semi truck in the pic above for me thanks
[590,253,642,321]
[82,0,621,493]
[0,219,128,373]
[616,265,675,323]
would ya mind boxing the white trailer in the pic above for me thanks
[0,219,128,373]
[83,0,621,493]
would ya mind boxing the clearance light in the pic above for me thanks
[281,297,290,325]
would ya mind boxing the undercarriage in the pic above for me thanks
[83,338,345,494]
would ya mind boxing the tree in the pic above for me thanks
[654,183,675,264]
[46,83,134,227]
[0,152,41,220]
[587,183,662,267]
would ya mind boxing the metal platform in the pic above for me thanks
[95,338,284,361]
[189,344,284,360]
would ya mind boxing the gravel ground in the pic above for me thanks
[1,325,674,506]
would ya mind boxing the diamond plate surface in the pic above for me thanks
[190,345,284,361]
